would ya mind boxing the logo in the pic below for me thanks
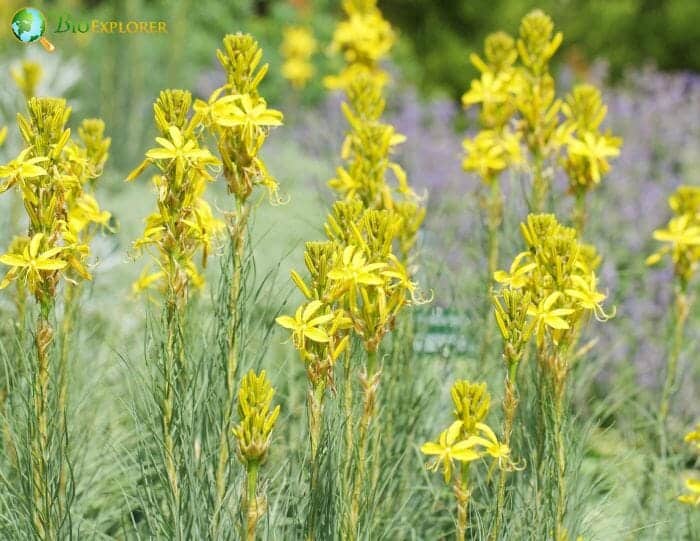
[11,7,55,52]
[9,6,168,52]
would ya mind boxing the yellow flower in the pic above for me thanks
[421,421,481,483]
[0,233,67,290]
[678,478,700,507]
[67,193,112,233]
[566,132,620,184]
[328,246,385,288]
[685,425,700,451]
[0,126,7,147]
[212,94,283,152]
[142,125,219,182]
[465,422,511,463]
[0,148,48,193]
[564,272,613,321]
[494,251,536,288]
[527,292,575,346]
[276,300,334,349]
[461,72,512,109]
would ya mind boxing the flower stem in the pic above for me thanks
[658,283,689,458]
[348,348,379,537]
[57,283,78,519]
[306,382,325,539]
[216,202,250,512]
[572,190,587,234]
[245,462,259,541]
[491,366,518,541]
[455,462,471,541]
[553,387,567,541]
[31,300,54,540]
[163,295,181,516]
[531,150,547,213]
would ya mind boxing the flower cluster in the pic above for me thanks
[280,26,317,90]
[647,185,700,287]
[193,33,283,205]
[232,369,281,539]
[328,69,425,260]
[127,89,223,300]
[560,85,621,192]
[277,200,420,387]
[232,369,281,467]
[461,10,620,215]
[494,214,613,384]
[0,98,110,304]
[324,0,395,90]
[421,380,510,482]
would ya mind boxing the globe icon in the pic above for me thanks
[11,7,55,51]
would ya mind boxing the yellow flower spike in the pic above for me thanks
[451,380,490,435]
[0,126,7,147]
[129,90,222,297]
[325,0,394,90]
[281,26,317,89]
[232,370,281,466]
[421,420,481,483]
[77,118,111,178]
[517,10,563,74]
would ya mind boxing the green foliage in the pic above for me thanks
[381,0,700,96]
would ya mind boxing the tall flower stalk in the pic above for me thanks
[190,34,283,511]
[0,97,109,539]
[494,214,613,538]
[232,370,280,541]
[490,288,532,539]
[277,201,420,537]
[421,380,510,541]
[647,185,700,456]
[127,88,222,524]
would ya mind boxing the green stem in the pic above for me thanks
[480,179,503,365]
[572,190,587,234]
[306,382,325,539]
[491,366,518,541]
[216,203,250,513]
[658,284,688,458]
[163,294,181,517]
[57,283,78,519]
[32,299,54,540]
[456,462,470,541]
[553,390,566,541]
[245,462,259,541]
[531,150,547,213]
[348,349,378,538]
